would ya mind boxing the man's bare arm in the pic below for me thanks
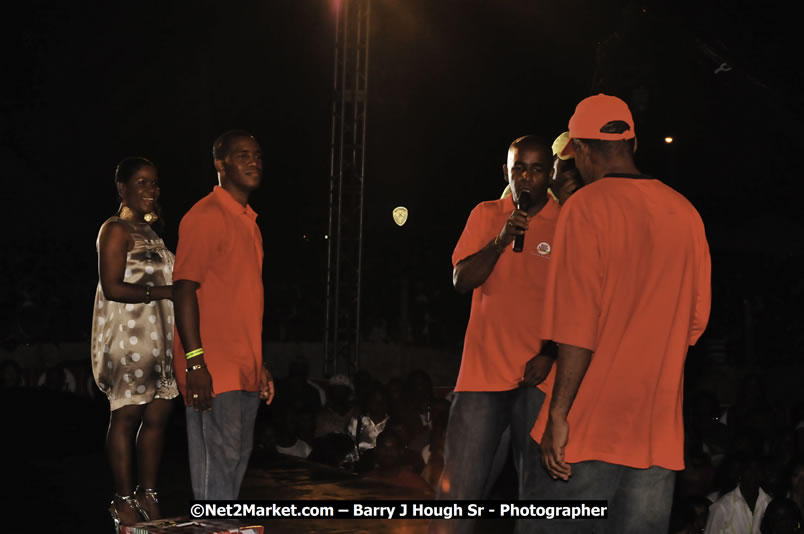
[174,279,214,411]
[540,343,593,480]
[453,208,528,294]
[452,239,505,294]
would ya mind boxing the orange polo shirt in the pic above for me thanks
[452,196,559,393]
[173,186,264,396]
[531,177,711,470]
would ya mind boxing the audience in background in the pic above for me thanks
[367,428,433,494]
[314,374,358,438]
[704,454,772,533]
[264,368,451,494]
[274,409,312,459]
[760,498,802,534]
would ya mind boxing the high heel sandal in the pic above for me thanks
[135,486,159,521]
[109,493,147,533]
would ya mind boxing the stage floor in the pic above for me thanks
[240,450,432,533]
[8,391,514,533]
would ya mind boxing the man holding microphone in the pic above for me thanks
[431,134,559,534]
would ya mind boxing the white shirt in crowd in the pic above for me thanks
[704,485,772,534]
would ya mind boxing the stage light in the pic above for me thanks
[664,136,674,144]
[393,206,408,226]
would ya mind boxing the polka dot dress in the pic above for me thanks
[91,217,178,411]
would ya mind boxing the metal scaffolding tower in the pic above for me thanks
[324,0,370,377]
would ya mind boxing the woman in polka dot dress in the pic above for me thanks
[91,157,178,530]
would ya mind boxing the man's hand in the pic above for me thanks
[520,353,554,386]
[496,209,530,247]
[186,366,215,412]
[540,416,572,480]
[260,366,275,405]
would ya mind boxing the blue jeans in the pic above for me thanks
[519,449,676,534]
[430,386,546,534]
[185,390,260,500]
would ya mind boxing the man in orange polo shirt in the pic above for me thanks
[431,135,559,534]
[173,130,275,500]
[522,95,711,533]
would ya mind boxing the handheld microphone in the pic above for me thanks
[512,190,531,253]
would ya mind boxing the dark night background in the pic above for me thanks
[6,0,802,360]
[4,0,803,358]
[2,0,804,531]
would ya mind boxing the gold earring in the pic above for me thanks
[144,212,159,223]
[119,205,134,220]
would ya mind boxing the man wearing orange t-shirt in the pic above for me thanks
[522,95,711,534]
[173,130,275,500]
[431,136,559,534]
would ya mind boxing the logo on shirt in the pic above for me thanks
[535,242,551,256]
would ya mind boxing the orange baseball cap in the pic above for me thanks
[562,94,635,157]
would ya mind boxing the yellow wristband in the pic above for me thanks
[186,348,204,360]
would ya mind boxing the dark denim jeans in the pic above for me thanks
[185,390,260,500]
[519,448,676,534]
[430,386,546,534]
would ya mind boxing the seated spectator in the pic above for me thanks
[272,357,321,443]
[37,363,76,393]
[760,498,802,534]
[705,454,773,534]
[275,409,312,459]
[346,383,390,472]
[347,384,389,451]
[366,429,433,495]
[314,374,358,439]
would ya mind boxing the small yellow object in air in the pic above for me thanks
[393,206,408,226]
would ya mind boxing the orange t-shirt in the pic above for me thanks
[452,196,560,392]
[530,177,711,470]
[173,186,264,396]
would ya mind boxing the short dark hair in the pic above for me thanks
[509,135,550,155]
[212,129,255,161]
[575,121,635,155]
